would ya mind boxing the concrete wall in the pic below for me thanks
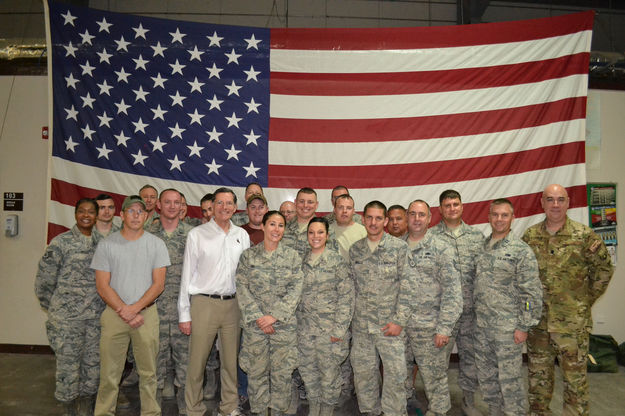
[1,77,624,345]
[0,76,50,345]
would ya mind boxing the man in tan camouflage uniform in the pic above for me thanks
[474,198,542,415]
[403,200,462,416]
[94,193,121,238]
[139,184,159,228]
[387,205,408,238]
[282,187,320,256]
[323,185,362,225]
[430,189,484,416]
[279,200,297,223]
[349,200,416,416]
[523,184,613,416]
[148,189,193,412]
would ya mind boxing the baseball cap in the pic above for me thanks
[121,195,147,211]
[247,193,267,206]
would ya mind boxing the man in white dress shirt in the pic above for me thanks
[178,187,251,416]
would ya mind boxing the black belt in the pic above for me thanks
[199,293,236,300]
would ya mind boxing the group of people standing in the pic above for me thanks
[35,181,613,416]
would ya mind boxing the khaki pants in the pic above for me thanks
[185,295,241,416]
[95,305,160,416]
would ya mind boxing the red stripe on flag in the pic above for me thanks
[271,54,590,96]
[270,11,593,50]
[47,222,69,244]
[51,179,127,215]
[269,97,587,143]
[267,142,584,189]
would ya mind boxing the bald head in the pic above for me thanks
[541,184,569,227]
[279,201,296,222]
[542,184,568,198]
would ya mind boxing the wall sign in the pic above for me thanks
[3,192,24,211]
[587,183,617,264]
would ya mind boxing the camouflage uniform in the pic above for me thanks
[329,221,367,404]
[281,219,312,258]
[147,221,192,394]
[522,218,613,416]
[430,221,484,395]
[183,217,202,227]
[474,233,542,415]
[231,211,249,226]
[93,220,121,240]
[349,233,415,416]
[283,218,338,259]
[324,212,363,226]
[236,242,303,414]
[35,225,105,402]
[297,248,355,407]
[402,232,462,415]
[144,211,159,229]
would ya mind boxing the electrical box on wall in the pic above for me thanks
[5,214,18,237]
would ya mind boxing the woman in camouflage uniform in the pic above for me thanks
[236,211,303,416]
[297,217,355,416]
[35,198,105,415]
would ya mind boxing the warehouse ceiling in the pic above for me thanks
[1,0,624,87]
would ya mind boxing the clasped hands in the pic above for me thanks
[116,304,144,328]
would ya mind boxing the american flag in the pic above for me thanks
[44,0,593,240]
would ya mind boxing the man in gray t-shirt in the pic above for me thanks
[91,195,170,416]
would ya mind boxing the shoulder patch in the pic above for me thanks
[589,240,601,253]
[588,240,601,253]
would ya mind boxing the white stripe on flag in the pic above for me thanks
[270,32,592,73]
[269,119,584,166]
[269,75,587,119]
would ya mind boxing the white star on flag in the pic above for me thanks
[187,141,204,157]
[168,154,185,171]
[207,31,223,47]
[150,136,167,152]
[205,159,222,175]
[132,150,148,166]
[65,136,78,152]
[81,124,95,140]
[133,23,149,39]
[114,131,131,147]
[170,28,186,44]
[96,143,113,159]
[243,162,260,178]
[96,17,112,33]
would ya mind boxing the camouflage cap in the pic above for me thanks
[121,195,147,211]
[247,193,267,206]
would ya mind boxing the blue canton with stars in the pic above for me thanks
[49,1,270,187]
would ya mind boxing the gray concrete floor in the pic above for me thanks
[1,353,625,415]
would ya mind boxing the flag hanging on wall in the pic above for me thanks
[44,0,593,240]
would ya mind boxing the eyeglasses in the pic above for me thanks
[126,208,145,215]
